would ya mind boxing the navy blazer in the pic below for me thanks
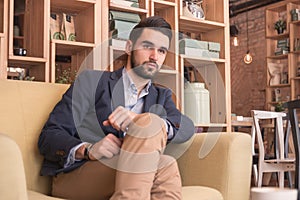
[38,68,194,176]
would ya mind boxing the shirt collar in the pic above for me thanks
[122,67,151,96]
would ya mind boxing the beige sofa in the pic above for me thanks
[0,80,252,200]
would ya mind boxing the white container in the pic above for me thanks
[184,82,210,124]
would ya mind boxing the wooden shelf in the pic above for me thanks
[290,20,300,25]
[181,54,226,65]
[291,50,300,55]
[52,39,94,54]
[8,56,47,64]
[267,54,288,59]
[291,77,300,80]
[267,84,290,88]
[179,16,225,33]
[159,68,178,75]
[195,123,227,128]
[51,0,96,13]
[266,33,289,40]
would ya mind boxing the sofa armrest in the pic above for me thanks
[176,132,252,200]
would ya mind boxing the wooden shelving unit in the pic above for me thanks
[2,0,101,82]
[265,0,300,110]
[178,0,231,130]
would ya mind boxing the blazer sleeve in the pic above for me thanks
[154,88,195,144]
[38,70,102,167]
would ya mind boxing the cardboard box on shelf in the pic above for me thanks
[62,13,76,41]
[50,13,64,40]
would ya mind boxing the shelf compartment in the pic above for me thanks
[153,72,180,108]
[179,0,225,24]
[181,57,226,124]
[51,0,96,44]
[151,0,177,71]
[8,57,47,82]
[265,2,289,38]
[50,40,94,83]
[9,0,46,58]
[291,78,300,100]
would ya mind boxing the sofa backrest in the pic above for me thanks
[0,80,69,195]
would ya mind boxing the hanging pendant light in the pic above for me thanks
[244,11,252,64]
[230,24,239,46]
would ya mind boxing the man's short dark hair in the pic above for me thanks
[129,16,172,46]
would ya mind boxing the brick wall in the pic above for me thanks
[230,7,267,117]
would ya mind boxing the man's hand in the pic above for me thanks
[89,134,122,160]
[103,106,137,132]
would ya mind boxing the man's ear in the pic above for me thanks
[125,40,132,55]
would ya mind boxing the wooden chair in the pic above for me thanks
[251,110,295,188]
[285,99,300,199]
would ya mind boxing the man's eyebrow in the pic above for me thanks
[142,40,168,51]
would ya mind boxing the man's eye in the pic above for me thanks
[158,49,166,54]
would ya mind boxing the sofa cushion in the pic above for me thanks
[0,133,28,200]
[28,190,65,200]
[182,186,223,200]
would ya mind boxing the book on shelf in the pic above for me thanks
[109,11,140,40]
[180,47,210,58]
[179,38,208,50]
[109,10,141,23]
[110,38,127,50]
[208,42,221,52]
[179,39,220,59]
[114,20,138,39]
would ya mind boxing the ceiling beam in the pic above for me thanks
[230,0,283,17]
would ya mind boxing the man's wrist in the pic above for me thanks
[84,143,93,160]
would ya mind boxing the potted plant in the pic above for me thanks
[274,19,286,34]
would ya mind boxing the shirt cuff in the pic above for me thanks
[64,142,89,168]
[163,119,174,140]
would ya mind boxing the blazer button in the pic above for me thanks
[56,150,66,156]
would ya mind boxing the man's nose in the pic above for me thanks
[149,48,158,61]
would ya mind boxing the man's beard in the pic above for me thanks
[131,53,159,79]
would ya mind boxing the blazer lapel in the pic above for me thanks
[144,85,158,112]
[109,68,125,110]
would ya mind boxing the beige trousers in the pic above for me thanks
[52,113,182,200]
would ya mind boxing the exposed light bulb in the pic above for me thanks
[244,51,252,64]
[233,36,239,46]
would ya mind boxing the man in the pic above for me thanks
[38,16,194,199]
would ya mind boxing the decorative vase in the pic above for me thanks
[183,0,205,20]
[277,27,284,34]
